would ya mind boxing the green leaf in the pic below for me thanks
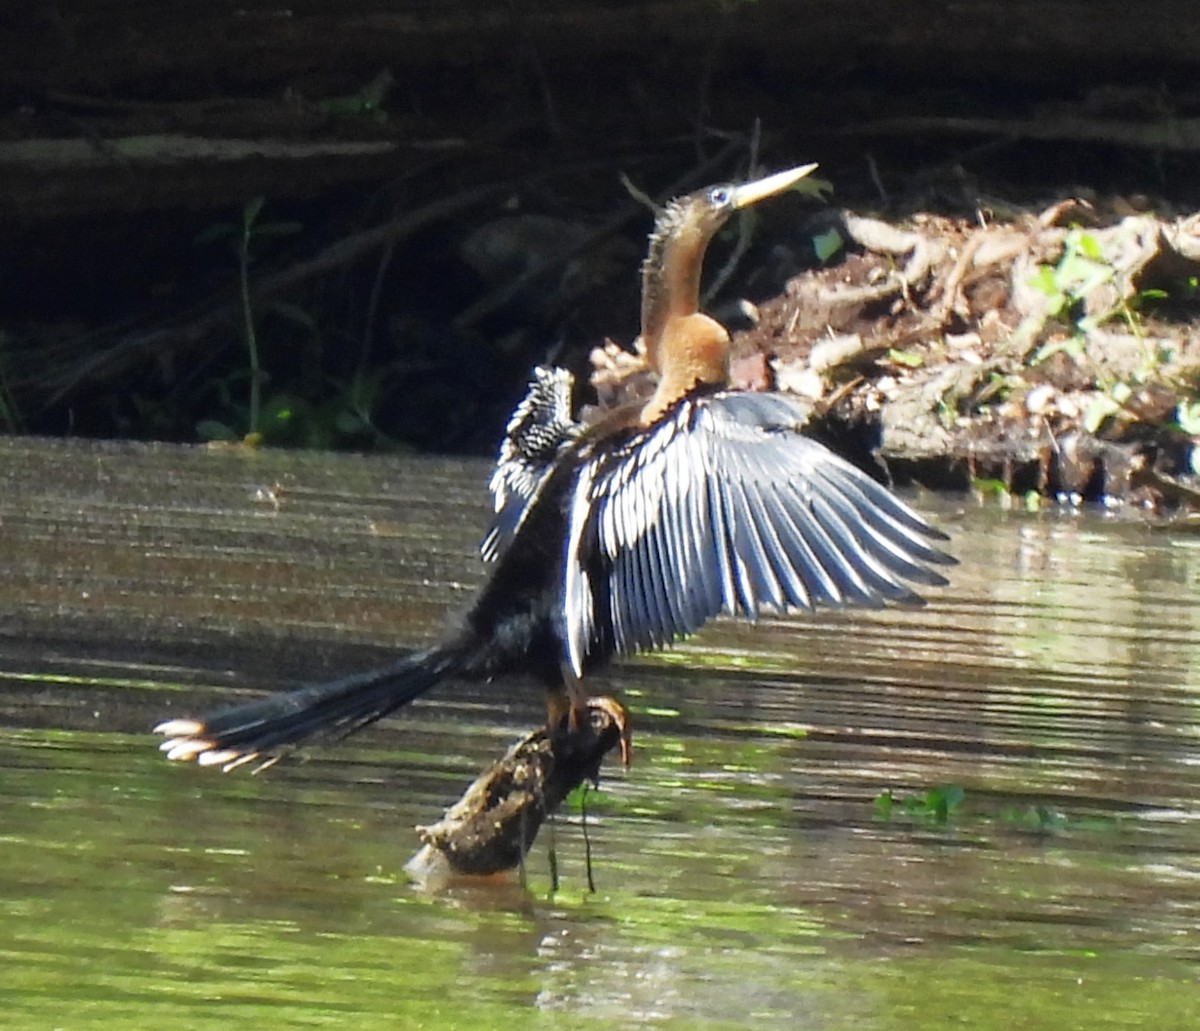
[262,394,306,425]
[1030,336,1084,365]
[194,222,237,245]
[971,477,1009,496]
[1073,231,1103,261]
[243,196,265,228]
[269,301,319,332]
[1083,393,1122,433]
[196,419,236,442]
[887,348,924,368]
[252,221,304,238]
[793,175,834,201]
[812,227,844,263]
[335,409,367,434]
[1174,400,1200,435]
[1029,264,1060,298]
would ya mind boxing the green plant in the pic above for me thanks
[0,331,21,432]
[1027,231,1114,365]
[196,198,302,440]
[1026,231,1185,434]
[1000,804,1068,833]
[971,477,1009,497]
[874,784,966,824]
[811,227,844,264]
[1028,229,1161,354]
[316,69,394,122]
[195,367,397,450]
[1174,398,1200,436]
[886,347,924,369]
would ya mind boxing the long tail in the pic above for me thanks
[155,646,461,771]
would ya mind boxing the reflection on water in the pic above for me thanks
[1,438,1199,1029]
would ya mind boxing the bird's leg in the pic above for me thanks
[549,662,591,734]
[546,668,633,768]
[544,693,576,737]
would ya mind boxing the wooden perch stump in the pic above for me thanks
[405,697,631,882]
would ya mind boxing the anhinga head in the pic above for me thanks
[637,162,817,423]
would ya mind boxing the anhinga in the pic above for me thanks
[156,163,954,772]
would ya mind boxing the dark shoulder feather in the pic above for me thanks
[481,366,581,562]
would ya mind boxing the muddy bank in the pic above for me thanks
[8,168,1200,508]
[728,201,1200,508]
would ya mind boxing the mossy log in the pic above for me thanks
[406,697,630,882]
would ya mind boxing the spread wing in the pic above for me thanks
[563,391,954,676]
[481,366,581,563]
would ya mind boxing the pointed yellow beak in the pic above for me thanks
[730,163,819,210]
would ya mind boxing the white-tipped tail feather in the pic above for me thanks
[153,647,459,772]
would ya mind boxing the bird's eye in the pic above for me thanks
[708,186,731,206]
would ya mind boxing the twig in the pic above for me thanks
[849,114,1200,153]
[505,0,562,138]
[928,228,988,322]
[619,172,659,214]
[361,236,396,376]
[706,120,789,302]
[581,783,596,894]
[37,145,745,403]
[691,12,733,156]
[547,811,559,893]
[866,152,889,208]
[43,180,506,402]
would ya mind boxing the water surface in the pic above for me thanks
[1,438,1198,1029]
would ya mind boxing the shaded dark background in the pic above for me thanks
[2,0,1197,448]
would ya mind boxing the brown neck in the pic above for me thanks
[637,198,734,424]
[638,312,730,425]
[640,207,711,376]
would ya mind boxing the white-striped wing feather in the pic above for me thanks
[563,391,953,676]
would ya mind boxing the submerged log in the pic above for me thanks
[406,697,631,882]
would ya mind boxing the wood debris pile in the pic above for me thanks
[738,203,1200,505]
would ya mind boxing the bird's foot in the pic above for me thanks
[585,696,632,767]
[551,694,632,769]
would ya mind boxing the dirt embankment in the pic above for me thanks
[720,201,1200,509]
